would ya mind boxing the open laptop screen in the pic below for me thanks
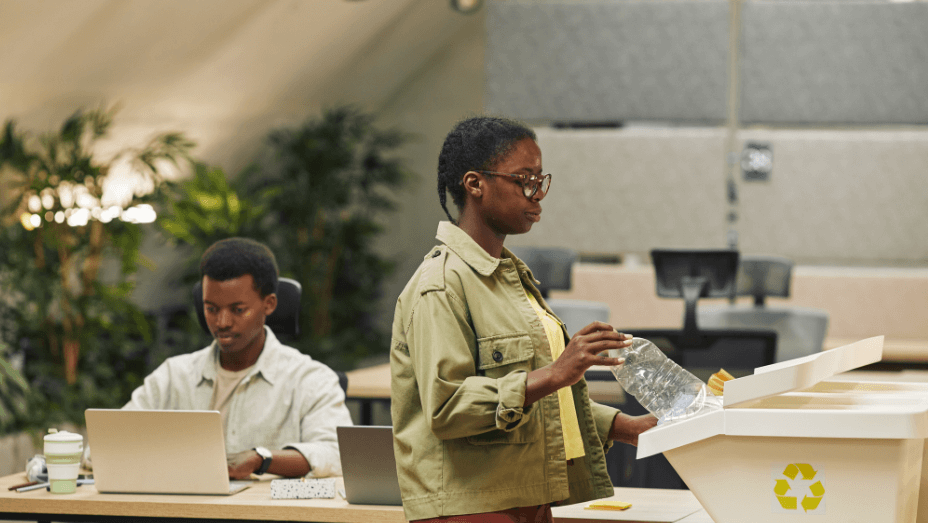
[85,409,249,495]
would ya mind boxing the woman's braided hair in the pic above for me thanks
[437,116,537,224]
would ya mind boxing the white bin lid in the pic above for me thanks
[636,336,928,458]
[723,335,884,408]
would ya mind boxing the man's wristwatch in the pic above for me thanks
[253,447,273,475]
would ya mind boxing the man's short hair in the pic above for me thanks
[199,238,279,297]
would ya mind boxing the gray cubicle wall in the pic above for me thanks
[485,0,730,124]
[506,127,730,255]
[486,0,928,266]
[741,1,928,125]
[735,129,928,264]
[515,127,928,265]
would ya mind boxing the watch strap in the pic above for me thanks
[253,447,272,475]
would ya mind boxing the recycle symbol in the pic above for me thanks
[774,463,825,512]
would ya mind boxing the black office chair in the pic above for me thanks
[698,255,828,363]
[507,246,577,298]
[192,277,348,394]
[736,255,794,307]
[617,249,780,377]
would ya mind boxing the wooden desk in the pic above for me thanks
[345,363,391,399]
[0,473,711,523]
[345,363,391,425]
[0,473,404,523]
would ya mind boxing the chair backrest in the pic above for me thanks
[698,255,827,362]
[192,277,302,338]
[737,255,793,306]
[508,246,578,297]
[335,370,348,395]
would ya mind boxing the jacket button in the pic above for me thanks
[492,350,503,362]
[432,250,440,258]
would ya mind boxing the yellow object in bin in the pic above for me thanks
[586,500,632,511]
[707,368,735,396]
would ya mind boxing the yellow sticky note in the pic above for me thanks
[586,501,632,511]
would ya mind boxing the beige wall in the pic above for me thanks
[507,127,730,255]
[374,12,487,326]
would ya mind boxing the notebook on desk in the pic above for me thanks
[85,409,252,495]
[337,425,402,505]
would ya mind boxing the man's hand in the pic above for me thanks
[227,450,262,479]
[609,412,658,447]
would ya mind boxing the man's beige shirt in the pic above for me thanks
[125,327,352,477]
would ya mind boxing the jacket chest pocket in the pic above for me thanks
[475,333,534,379]
[470,332,540,446]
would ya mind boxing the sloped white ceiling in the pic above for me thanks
[0,0,476,171]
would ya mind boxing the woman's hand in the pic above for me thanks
[609,412,659,447]
[524,321,632,406]
[551,322,630,389]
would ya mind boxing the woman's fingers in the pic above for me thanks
[578,330,632,351]
[596,356,625,367]
[574,321,617,336]
[573,324,631,343]
[571,337,631,367]
[555,325,636,384]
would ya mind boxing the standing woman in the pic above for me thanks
[391,116,657,522]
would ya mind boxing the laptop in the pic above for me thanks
[85,409,251,495]
[337,425,402,505]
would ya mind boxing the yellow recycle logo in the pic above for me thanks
[774,463,825,512]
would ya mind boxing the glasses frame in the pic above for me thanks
[475,170,553,199]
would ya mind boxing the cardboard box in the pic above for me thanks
[637,336,928,523]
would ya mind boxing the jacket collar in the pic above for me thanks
[201,326,282,385]
[435,221,537,282]
[436,221,501,276]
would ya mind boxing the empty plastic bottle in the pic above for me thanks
[607,337,721,424]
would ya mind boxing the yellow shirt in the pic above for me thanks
[524,289,586,460]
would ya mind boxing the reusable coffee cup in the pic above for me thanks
[44,429,83,494]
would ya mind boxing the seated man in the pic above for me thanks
[123,237,353,478]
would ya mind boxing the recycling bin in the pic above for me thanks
[637,336,928,523]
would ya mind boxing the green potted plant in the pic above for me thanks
[243,106,412,370]
[0,107,194,429]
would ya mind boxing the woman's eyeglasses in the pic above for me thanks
[476,170,553,199]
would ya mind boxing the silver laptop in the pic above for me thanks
[337,425,402,505]
[85,409,251,495]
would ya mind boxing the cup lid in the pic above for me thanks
[44,429,82,442]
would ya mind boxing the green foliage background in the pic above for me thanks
[0,108,194,433]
